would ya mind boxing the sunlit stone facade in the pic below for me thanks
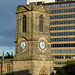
[0,1,75,75]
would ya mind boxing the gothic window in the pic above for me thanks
[7,64,10,73]
[39,15,44,32]
[39,66,48,75]
[22,15,26,32]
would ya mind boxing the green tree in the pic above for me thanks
[56,60,75,75]
[5,52,13,59]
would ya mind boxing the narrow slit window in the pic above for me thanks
[39,15,44,32]
[7,64,10,73]
[23,15,26,32]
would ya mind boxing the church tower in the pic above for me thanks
[14,3,53,75]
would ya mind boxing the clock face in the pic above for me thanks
[39,40,45,50]
[21,41,26,50]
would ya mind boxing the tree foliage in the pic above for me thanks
[56,60,75,75]
[5,52,13,59]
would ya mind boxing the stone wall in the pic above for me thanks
[13,60,53,75]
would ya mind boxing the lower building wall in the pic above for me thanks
[13,60,53,75]
[0,60,13,75]
[0,60,53,75]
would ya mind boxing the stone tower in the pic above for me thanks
[14,3,53,75]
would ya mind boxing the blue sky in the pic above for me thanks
[0,0,27,56]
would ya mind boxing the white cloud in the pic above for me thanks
[8,47,14,49]
[0,46,15,56]
[0,36,4,39]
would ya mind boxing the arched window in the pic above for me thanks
[7,64,10,73]
[39,15,44,32]
[23,15,26,32]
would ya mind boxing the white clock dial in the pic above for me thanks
[39,40,45,50]
[21,41,26,50]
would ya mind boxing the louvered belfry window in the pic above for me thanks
[23,15,26,32]
[39,15,44,32]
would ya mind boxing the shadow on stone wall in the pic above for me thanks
[50,72,54,75]
[0,69,31,75]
